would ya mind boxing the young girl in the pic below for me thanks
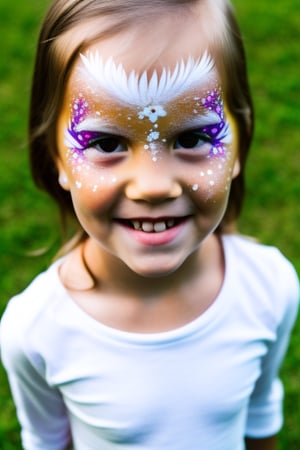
[1,0,299,449]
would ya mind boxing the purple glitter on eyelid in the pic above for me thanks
[67,97,100,151]
[201,88,229,157]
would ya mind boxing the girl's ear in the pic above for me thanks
[56,158,70,190]
[232,158,240,179]
[58,171,70,190]
[58,172,69,191]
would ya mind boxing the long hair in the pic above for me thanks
[29,0,254,252]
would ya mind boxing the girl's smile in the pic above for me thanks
[56,27,240,278]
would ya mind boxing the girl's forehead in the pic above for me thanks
[63,10,226,125]
[65,4,223,82]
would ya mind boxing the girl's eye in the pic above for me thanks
[87,135,126,153]
[174,130,212,150]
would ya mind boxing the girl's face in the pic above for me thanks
[56,18,240,278]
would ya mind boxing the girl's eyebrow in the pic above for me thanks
[75,110,221,134]
[80,51,215,106]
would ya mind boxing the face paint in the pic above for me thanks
[65,96,98,152]
[76,51,216,163]
[80,51,214,106]
[63,51,235,197]
[200,88,232,157]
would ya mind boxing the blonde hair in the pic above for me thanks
[29,0,253,252]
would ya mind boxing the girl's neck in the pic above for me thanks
[82,233,224,299]
[59,234,225,333]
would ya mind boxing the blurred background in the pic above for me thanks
[0,0,299,448]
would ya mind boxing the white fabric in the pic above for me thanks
[1,235,299,450]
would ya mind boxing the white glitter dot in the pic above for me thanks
[144,145,149,150]
[147,131,160,142]
[200,171,205,177]
[207,169,213,175]
[209,180,215,186]
[92,185,98,192]
[192,184,199,191]
[111,176,117,183]
[76,181,82,189]
[152,156,157,162]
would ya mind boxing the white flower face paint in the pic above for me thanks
[80,51,214,106]
[138,105,167,123]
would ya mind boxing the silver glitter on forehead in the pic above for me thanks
[80,51,215,106]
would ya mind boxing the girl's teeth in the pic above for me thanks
[132,220,141,230]
[141,221,154,232]
[130,219,178,232]
[154,221,167,232]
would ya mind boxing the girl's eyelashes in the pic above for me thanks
[82,129,215,154]
[174,129,213,150]
[85,134,127,154]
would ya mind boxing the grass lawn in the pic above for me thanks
[0,0,299,448]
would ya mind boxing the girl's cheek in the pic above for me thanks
[184,146,237,202]
[66,149,119,194]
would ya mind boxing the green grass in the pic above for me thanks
[235,2,300,448]
[0,1,299,448]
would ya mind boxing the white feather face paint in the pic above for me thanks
[80,51,215,106]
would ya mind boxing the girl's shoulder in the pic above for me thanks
[0,261,64,373]
[223,233,299,319]
[1,244,92,330]
[1,260,64,331]
[223,233,297,274]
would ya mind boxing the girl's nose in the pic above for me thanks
[124,150,182,203]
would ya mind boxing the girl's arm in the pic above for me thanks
[245,435,277,450]
[245,255,299,442]
[1,300,72,449]
[2,348,72,449]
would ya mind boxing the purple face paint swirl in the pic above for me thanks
[202,89,231,157]
[66,97,100,152]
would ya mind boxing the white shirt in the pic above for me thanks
[1,235,299,450]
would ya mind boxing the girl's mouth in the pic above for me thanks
[116,217,188,233]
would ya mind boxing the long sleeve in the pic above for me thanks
[245,254,299,438]
[1,294,71,450]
